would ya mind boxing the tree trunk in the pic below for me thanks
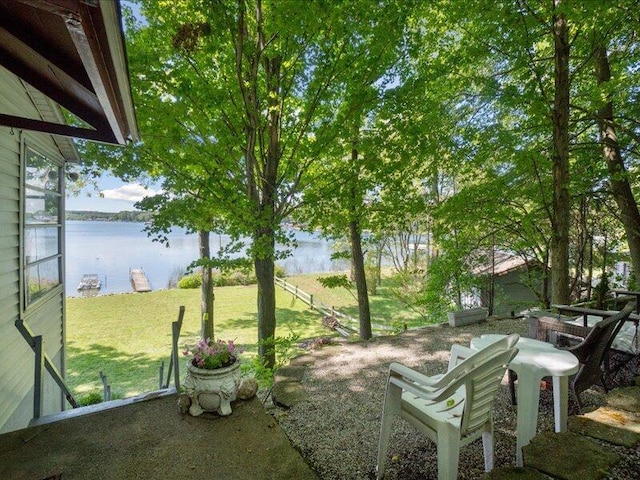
[349,218,372,340]
[593,39,640,288]
[199,230,214,340]
[586,231,594,300]
[255,244,276,368]
[550,3,571,304]
[542,247,551,309]
[349,146,372,340]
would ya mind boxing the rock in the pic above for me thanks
[605,386,640,413]
[570,406,640,447]
[272,382,308,409]
[177,393,191,415]
[237,377,258,400]
[274,365,306,384]
[523,431,620,480]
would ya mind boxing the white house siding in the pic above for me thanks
[0,71,67,433]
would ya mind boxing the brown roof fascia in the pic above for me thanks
[0,0,137,145]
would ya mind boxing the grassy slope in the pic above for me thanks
[65,274,427,398]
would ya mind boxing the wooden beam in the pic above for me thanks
[0,26,108,129]
[0,113,117,143]
[65,2,128,144]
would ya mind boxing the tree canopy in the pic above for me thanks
[80,0,640,363]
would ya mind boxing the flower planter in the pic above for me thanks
[447,307,488,327]
[183,359,242,416]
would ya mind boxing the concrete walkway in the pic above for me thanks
[0,392,317,480]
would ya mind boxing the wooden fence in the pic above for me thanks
[274,276,393,335]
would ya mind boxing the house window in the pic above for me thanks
[24,146,62,305]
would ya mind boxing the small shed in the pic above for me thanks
[472,251,546,316]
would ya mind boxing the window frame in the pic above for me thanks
[22,143,64,307]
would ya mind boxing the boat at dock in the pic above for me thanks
[77,274,101,291]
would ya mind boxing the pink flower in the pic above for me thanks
[184,337,241,369]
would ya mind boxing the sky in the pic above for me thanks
[65,175,161,212]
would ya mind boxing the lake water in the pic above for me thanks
[65,221,347,297]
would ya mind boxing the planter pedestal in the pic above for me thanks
[184,360,242,416]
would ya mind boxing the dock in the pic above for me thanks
[130,268,151,292]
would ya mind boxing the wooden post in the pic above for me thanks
[172,321,180,390]
[309,294,313,308]
[172,306,185,390]
[158,361,164,390]
[166,306,185,389]
[33,335,44,419]
[100,371,110,401]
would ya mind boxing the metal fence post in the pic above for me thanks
[33,335,44,419]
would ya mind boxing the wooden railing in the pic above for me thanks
[274,276,392,335]
[158,306,185,390]
[15,318,78,419]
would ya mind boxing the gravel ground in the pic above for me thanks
[275,318,640,480]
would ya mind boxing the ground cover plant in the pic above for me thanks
[65,274,426,401]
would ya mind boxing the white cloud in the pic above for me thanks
[100,183,160,203]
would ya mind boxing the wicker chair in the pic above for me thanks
[509,301,635,409]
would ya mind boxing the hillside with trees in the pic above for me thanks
[65,210,153,223]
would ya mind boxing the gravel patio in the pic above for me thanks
[274,317,640,479]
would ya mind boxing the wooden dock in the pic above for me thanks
[130,268,151,292]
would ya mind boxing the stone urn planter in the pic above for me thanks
[183,359,242,416]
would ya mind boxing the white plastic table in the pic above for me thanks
[470,334,580,467]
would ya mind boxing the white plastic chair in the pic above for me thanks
[376,334,519,480]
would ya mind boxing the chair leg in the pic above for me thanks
[376,383,401,480]
[436,423,460,480]
[482,430,494,472]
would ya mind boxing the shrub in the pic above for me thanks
[213,268,258,286]
[178,273,202,289]
[78,392,103,406]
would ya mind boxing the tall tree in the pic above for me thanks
[592,33,640,288]
[551,0,571,304]
[87,0,412,366]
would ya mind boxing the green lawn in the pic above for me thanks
[65,274,429,400]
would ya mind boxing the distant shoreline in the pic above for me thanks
[66,210,152,222]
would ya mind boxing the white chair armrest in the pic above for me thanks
[388,362,463,404]
[448,344,474,371]
[388,362,440,387]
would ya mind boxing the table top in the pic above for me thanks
[471,334,580,377]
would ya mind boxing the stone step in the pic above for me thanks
[522,431,620,480]
[483,386,640,479]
